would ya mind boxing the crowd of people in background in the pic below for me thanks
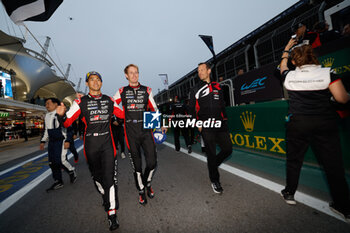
[0,123,29,142]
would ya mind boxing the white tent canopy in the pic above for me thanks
[0,30,75,104]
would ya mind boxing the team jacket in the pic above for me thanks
[113,83,157,124]
[41,110,70,143]
[59,93,124,137]
[189,80,227,122]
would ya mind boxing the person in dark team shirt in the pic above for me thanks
[188,62,232,194]
[111,115,126,159]
[56,71,124,231]
[170,96,191,153]
[279,38,350,223]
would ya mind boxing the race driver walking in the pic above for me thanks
[56,71,123,231]
[113,64,166,205]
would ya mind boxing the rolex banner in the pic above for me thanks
[225,100,350,170]
[317,46,350,90]
[233,63,284,105]
[1,0,63,24]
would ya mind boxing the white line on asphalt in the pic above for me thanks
[0,145,84,215]
[0,140,81,176]
[0,170,51,215]
[0,152,48,176]
[163,142,345,223]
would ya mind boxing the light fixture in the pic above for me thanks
[5,109,14,112]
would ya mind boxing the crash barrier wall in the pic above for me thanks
[226,100,350,171]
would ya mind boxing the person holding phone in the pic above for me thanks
[279,38,350,222]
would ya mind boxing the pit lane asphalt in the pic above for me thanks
[0,144,349,233]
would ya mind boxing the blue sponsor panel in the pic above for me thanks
[240,77,267,91]
[233,63,284,105]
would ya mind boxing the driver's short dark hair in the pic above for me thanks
[198,62,211,69]
[45,97,61,105]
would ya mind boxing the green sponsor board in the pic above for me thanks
[0,112,9,118]
[318,47,350,78]
[226,100,350,170]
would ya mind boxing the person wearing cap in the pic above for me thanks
[291,22,321,48]
[276,23,321,75]
[56,71,124,231]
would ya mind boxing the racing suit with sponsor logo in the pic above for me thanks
[41,110,75,183]
[58,93,124,214]
[189,80,232,183]
[113,83,157,192]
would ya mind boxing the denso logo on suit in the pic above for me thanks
[127,99,143,104]
[90,109,108,115]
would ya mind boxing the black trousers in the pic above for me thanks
[84,136,119,211]
[285,114,350,211]
[189,127,195,145]
[112,126,125,153]
[174,127,190,151]
[125,124,157,191]
[201,129,232,183]
[69,141,79,160]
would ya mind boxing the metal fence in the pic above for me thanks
[255,4,322,67]
[217,45,248,79]
[217,4,322,78]
[156,3,324,105]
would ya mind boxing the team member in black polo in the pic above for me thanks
[279,39,350,222]
[189,62,232,194]
[170,96,191,153]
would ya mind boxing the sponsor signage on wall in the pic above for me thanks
[0,112,9,118]
[233,63,284,105]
